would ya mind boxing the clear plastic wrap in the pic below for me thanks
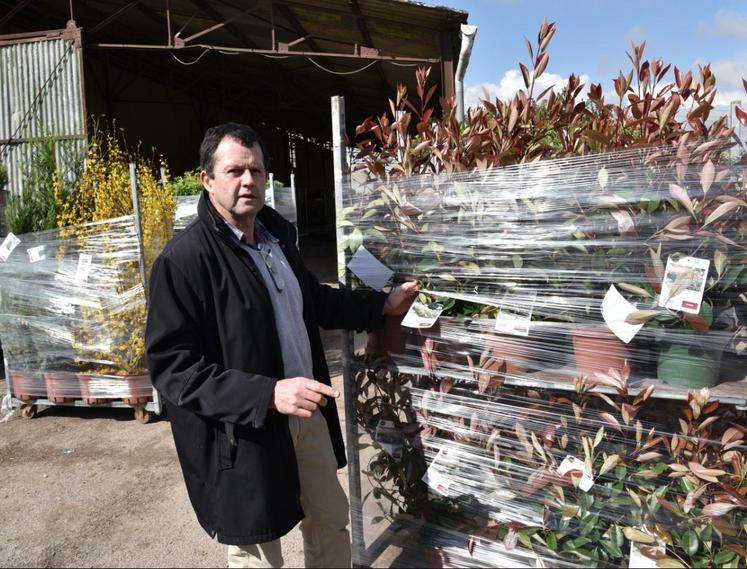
[0,216,152,403]
[339,142,747,567]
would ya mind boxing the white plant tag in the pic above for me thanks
[602,285,644,343]
[347,246,393,291]
[265,182,275,209]
[75,253,93,282]
[0,233,21,262]
[495,290,537,337]
[422,448,458,497]
[27,245,46,263]
[558,455,594,492]
[374,420,403,461]
[401,297,444,329]
[629,540,665,568]
[659,256,710,315]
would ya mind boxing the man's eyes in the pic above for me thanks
[226,168,264,175]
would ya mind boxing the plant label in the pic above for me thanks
[75,253,93,282]
[557,455,594,492]
[629,540,665,568]
[659,256,709,315]
[374,420,404,461]
[494,290,537,337]
[422,448,459,497]
[265,183,275,209]
[347,246,393,291]
[602,285,644,343]
[0,233,21,262]
[27,245,46,263]
[401,298,444,329]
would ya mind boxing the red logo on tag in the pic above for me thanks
[682,301,698,310]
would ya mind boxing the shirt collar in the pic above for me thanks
[223,218,279,247]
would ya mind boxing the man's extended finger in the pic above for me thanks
[306,381,339,398]
[301,387,328,407]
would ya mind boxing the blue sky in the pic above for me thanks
[432,0,747,118]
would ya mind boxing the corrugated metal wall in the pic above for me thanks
[0,37,86,197]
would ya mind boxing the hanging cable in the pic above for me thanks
[387,61,420,67]
[171,48,211,66]
[306,57,377,75]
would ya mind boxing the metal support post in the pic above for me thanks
[128,163,160,415]
[331,95,365,566]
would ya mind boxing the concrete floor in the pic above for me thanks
[0,235,355,568]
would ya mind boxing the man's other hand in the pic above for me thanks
[271,377,340,417]
[383,281,418,315]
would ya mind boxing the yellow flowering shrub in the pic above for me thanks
[57,128,175,375]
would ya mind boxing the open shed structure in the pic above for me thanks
[0,0,467,235]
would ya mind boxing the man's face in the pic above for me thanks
[201,137,266,227]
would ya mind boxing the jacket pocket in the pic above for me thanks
[217,422,236,470]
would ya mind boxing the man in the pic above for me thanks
[145,122,416,568]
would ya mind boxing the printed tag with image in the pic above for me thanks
[27,245,46,263]
[629,540,665,568]
[374,420,404,461]
[659,256,710,315]
[0,233,21,262]
[401,297,444,329]
[75,253,93,282]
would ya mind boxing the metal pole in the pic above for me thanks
[129,163,160,415]
[128,163,148,299]
[332,95,365,567]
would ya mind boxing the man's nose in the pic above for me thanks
[240,170,255,186]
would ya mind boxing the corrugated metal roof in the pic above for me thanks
[0,0,468,138]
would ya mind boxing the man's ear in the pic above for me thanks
[200,170,212,193]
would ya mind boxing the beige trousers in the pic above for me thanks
[227,410,351,568]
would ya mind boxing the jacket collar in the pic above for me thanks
[197,191,290,246]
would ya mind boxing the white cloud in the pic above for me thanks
[464,69,592,110]
[705,53,747,93]
[624,25,646,46]
[702,9,747,40]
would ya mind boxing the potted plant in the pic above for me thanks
[615,148,746,388]
[55,128,175,403]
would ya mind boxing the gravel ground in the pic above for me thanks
[0,237,358,568]
[0,329,351,569]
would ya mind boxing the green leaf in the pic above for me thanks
[361,208,379,220]
[546,532,558,551]
[517,530,534,548]
[714,550,737,565]
[681,529,699,556]
[721,266,743,289]
[513,254,523,268]
[600,539,623,559]
[347,228,363,252]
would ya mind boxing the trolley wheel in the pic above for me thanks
[20,404,37,419]
[134,406,152,424]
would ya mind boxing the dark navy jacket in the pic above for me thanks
[145,193,386,544]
